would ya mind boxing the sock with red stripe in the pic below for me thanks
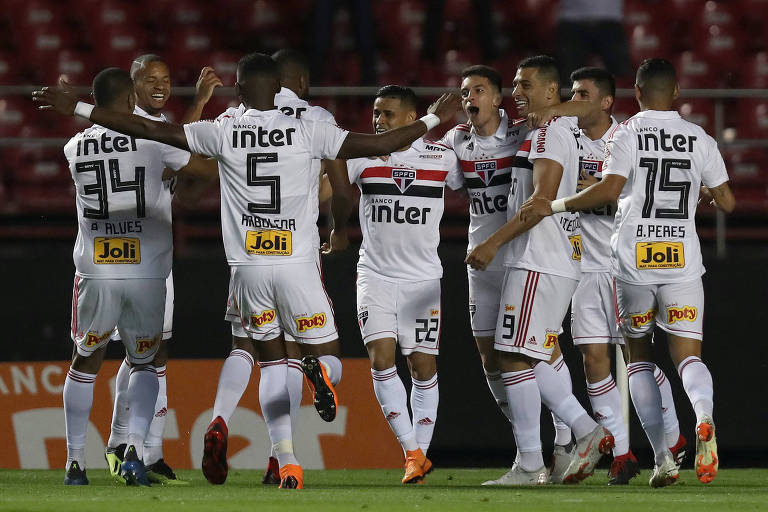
[108,358,130,449]
[143,365,167,466]
[410,374,438,454]
[212,349,254,424]
[126,366,159,462]
[64,367,96,469]
[259,359,298,467]
[502,369,543,471]
[587,375,628,456]
[484,369,512,421]
[628,362,668,465]
[550,356,574,446]
[318,355,342,386]
[371,366,418,452]
[677,356,714,423]
[654,365,681,448]
[533,360,597,440]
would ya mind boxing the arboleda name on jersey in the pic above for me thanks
[635,241,685,269]
[246,230,292,256]
[93,237,140,264]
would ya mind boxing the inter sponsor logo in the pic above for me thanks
[370,199,431,224]
[392,169,416,193]
[246,230,292,256]
[231,126,296,148]
[296,313,327,333]
[636,129,697,153]
[76,133,137,156]
[251,309,276,327]
[636,242,684,269]
[630,309,655,328]
[667,306,697,324]
[93,237,140,264]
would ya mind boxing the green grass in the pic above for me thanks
[1,468,767,512]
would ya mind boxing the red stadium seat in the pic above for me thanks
[165,27,217,84]
[629,24,674,66]
[0,98,37,137]
[740,52,768,88]
[8,146,70,185]
[0,52,23,84]
[90,25,150,70]
[675,51,719,89]
[612,98,639,123]
[12,184,75,214]
[208,51,239,87]
[4,0,64,29]
[735,99,768,139]
[692,24,744,71]
[678,99,716,135]
[723,147,768,185]
[15,25,72,67]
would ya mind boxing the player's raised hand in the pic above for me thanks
[526,106,556,129]
[321,228,350,256]
[195,67,223,105]
[427,93,462,123]
[465,239,498,271]
[520,196,553,223]
[32,83,77,116]
[698,185,715,208]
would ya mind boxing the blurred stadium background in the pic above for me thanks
[0,0,766,471]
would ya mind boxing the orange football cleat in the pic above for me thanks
[278,464,304,489]
[402,448,433,484]
[695,418,718,484]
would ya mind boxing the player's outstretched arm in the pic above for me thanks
[181,67,223,123]
[336,93,461,160]
[703,182,735,213]
[520,173,627,223]
[32,86,190,151]
[526,100,595,129]
[323,159,353,255]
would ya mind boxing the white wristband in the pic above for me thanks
[551,198,567,213]
[419,113,440,131]
[74,101,95,120]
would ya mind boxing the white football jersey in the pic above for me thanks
[134,106,176,228]
[184,109,348,265]
[348,138,462,281]
[440,110,529,271]
[579,117,619,273]
[603,110,729,284]
[64,122,191,279]
[505,115,582,280]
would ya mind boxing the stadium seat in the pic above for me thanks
[722,147,768,185]
[0,98,35,137]
[629,24,674,66]
[4,0,64,30]
[14,25,72,67]
[693,24,744,72]
[678,99,716,135]
[735,99,768,139]
[91,25,150,70]
[208,51,239,86]
[0,52,22,84]
[165,26,217,84]
[740,52,768,88]
[8,146,70,185]
[11,183,75,214]
[612,98,639,123]
[675,51,719,89]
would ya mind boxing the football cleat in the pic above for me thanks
[278,463,304,489]
[262,456,281,485]
[482,463,549,486]
[695,417,718,484]
[649,454,679,488]
[669,434,687,469]
[202,416,229,485]
[549,443,576,484]
[301,355,338,422]
[147,458,188,485]
[104,444,126,484]
[608,451,641,485]
[563,426,614,484]
[121,445,151,487]
[402,448,433,484]
[64,460,89,486]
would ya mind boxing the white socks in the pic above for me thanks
[484,369,512,421]
[551,356,574,446]
[143,365,167,466]
[108,358,131,449]
[502,369,543,471]
[654,365,681,447]
[64,367,96,469]
[628,362,667,465]
[258,359,298,468]
[212,349,254,424]
[533,360,596,440]
[587,375,628,456]
[371,367,417,452]
[410,374,438,454]
[677,356,714,423]
[126,366,159,462]
[318,355,342,386]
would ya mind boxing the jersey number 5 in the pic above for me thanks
[247,153,281,214]
[76,159,146,219]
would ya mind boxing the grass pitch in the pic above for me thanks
[1,468,766,512]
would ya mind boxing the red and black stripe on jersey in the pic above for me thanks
[359,166,448,198]
[459,153,532,190]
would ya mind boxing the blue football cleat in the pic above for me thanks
[121,445,151,487]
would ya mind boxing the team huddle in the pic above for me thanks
[32,48,735,490]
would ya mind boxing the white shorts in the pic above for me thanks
[615,277,704,341]
[225,261,338,344]
[494,268,578,361]
[571,272,623,345]
[71,275,165,364]
[467,267,504,337]
[111,271,174,342]
[356,272,441,356]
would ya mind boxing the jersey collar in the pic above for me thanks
[275,87,300,101]
[469,108,508,140]
[134,105,165,122]
[634,110,682,120]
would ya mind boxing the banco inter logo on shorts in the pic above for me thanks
[246,230,292,256]
[93,237,141,264]
[296,313,326,333]
[636,241,685,269]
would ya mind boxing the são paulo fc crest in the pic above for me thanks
[392,168,416,192]
[474,161,497,185]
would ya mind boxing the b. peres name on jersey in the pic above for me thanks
[370,199,431,224]
[76,133,138,156]
[232,126,296,148]
[636,128,697,153]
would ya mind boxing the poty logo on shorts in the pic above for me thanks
[474,161,497,185]
[84,331,111,347]
[392,169,416,193]
[136,336,159,354]
[296,313,326,333]
[667,306,697,324]
[543,333,558,349]
[505,304,515,312]
[630,309,655,328]
[430,309,439,317]
[251,309,276,327]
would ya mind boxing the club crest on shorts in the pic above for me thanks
[357,309,369,328]
[474,161,497,185]
[392,168,416,193]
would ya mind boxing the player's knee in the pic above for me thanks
[408,354,437,380]
[231,336,256,357]
[151,340,169,367]
[71,345,107,374]
[366,339,395,370]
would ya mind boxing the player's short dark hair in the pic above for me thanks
[518,55,560,89]
[636,58,677,93]
[237,52,278,81]
[272,49,309,76]
[461,65,502,93]
[570,67,616,98]
[130,54,164,80]
[375,85,418,111]
[92,67,134,107]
